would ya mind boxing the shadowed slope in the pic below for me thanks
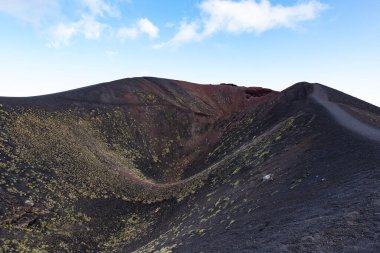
[0,78,379,252]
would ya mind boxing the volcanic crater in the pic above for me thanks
[0,77,379,252]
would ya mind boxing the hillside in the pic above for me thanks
[0,77,379,252]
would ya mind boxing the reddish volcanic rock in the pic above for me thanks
[39,77,279,182]
[52,77,279,118]
[0,77,278,184]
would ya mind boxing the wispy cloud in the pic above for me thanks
[157,0,328,48]
[118,18,159,41]
[117,26,139,41]
[138,18,159,39]
[81,0,118,17]
[154,21,202,49]
[0,0,327,49]
[0,0,158,48]
[48,22,77,48]
[48,15,107,48]
[0,0,60,25]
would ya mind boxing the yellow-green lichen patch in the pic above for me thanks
[102,214,154,252]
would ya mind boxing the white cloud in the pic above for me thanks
[0,0,59,25]
[138,18,159,39]
[154,21,201,49]
[118,18,159,41]
[50,17,160,46]
[117,26,139,40]
[0,0,158,47]
[79,15,107,39]
[159,0,328,47]
[81,0,119,17]
[48,16,106,48]
[48,23,77,48]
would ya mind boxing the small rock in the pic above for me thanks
[262,174,273,182]
[25,200,34,206]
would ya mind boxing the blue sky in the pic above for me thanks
[0,0,379,106]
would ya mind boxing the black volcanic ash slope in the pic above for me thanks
[0,77,379,252]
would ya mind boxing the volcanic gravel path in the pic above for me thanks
[311,84,380,143]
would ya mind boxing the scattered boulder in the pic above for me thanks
[24,199,34,206]
[262,174,274,182]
